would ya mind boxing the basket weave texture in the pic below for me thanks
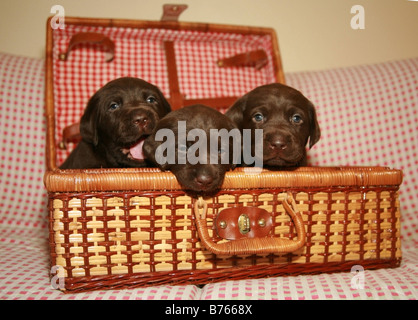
[46,167,402,292]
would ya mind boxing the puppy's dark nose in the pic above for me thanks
[269,138,288,151]
[133,114,149,129]
[195,173,214,190]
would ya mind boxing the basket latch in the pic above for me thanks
[161,4,188,21]
[215,207,273,240]
[194,194,306,255]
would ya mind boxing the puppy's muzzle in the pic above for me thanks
[268,136,289,151]
[195,172,215,190]
[266,132,290,152]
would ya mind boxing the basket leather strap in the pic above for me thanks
[217,49,268,70]
[194,193,306,255]
[59,32,115,62]
[161,4,188,22]
[59,122,81,150]
[164,41,184,110]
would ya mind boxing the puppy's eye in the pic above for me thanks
[109,102,120,111]
[290,114,303,124]
[253,113,264,123]
[146,96,157,104]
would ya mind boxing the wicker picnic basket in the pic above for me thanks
[44,13,402,292]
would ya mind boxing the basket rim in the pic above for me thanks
[44,166,403,193]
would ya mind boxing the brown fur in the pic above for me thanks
[143,105,238,195]
[225,83,320,167]
[60,77,171,169]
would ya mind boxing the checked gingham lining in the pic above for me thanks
[52,25,277,165]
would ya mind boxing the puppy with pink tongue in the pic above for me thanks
[60,77,171,169]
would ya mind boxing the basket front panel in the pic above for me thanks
[49,187,401,283]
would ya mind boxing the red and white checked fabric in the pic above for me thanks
[0,53,47,229]
[51,25,276,165]
[0,51,417,300]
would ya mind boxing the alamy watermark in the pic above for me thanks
[153,121,263,169]
[350,265,365,289]
[50,265,65,290]
[351,5,365,30]
[50,5,65,30]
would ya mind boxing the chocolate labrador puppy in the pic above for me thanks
[143,104,239,195]
[60,77,171,169]
[225,83,321,167]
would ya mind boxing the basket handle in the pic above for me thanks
[193,193,306,255]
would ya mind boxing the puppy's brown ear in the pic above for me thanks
[158,91,172,116]
[225,96,247,128]
[308,102,321,149]
[80,95,100,146]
